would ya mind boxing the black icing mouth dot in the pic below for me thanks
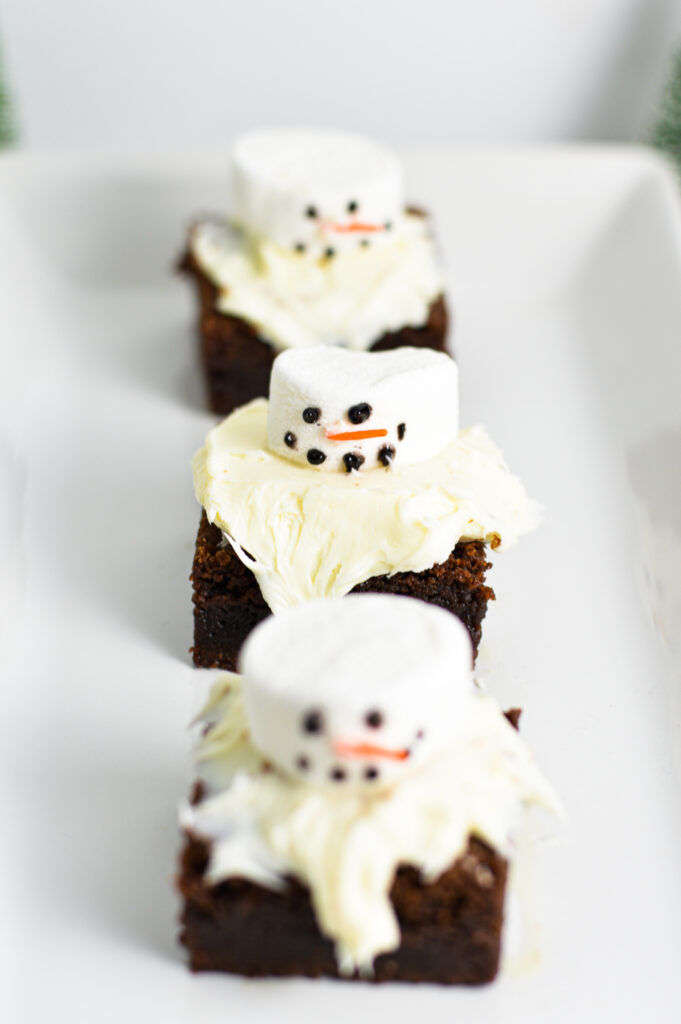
[330,766,347,782]
[294,242,306,254]
[348,403,372,424]
[384,221,393,231]
[302,709,324,734]
[364,766,379,781]
[307,448,326,466]
[296,755,310,771]
[305,205,318,219]
[303,407,321,424]
[324,247,336,259]
[284,432,297,449]
[360,239,370,248]
[416,729,425,740]
[378,445,395,466]
[365,709,384,729]
[343,452,365,473]
[397,423,406,441]
[347,200,359,214]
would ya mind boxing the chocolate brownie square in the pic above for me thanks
[178,831,507,984]
[191,512,494,671]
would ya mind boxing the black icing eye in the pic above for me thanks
[296,755,310,771]
[302,709,324,734]
[284,432,297,449]
[365,709,384,729]
[306,205,318,219]
[307,448,326,466]
[360,239,370,248]
[347,200,358,214]
[416,729,425,740]
[324,246,336,259]
[330,766,347,782]
[378,445,395,466]
[343,452,365,473]
[294,242,306,254]
[348,403,372,425]
[384,221,393,231]
[397,423,406,441]
[303,407,321,424]
[364,766,379,781]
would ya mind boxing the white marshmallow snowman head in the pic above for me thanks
[267,346,459,473]
[239,595,475,791]
[231,128,404,257]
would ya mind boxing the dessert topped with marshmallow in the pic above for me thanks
[267,346,458,472]
[240,594,474,790]
[187,128,445,352]
[192,345,539,613]
[182,595,559,973]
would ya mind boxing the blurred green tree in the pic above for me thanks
[651,46,681,173]
[0,44,15,148]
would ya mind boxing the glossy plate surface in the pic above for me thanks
[1,145,680,1022]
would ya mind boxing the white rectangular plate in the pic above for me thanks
[2,145,681,1023]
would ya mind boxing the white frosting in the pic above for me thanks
[189,213,444,353]
[231,128,404,253]
[182,669,559,973]
[267,346,458,472]
[240,596,474,790]
[192,399,540,613]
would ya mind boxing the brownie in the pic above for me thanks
[178,246,449,416]
[178,831,506,984]
[191,512,494,671]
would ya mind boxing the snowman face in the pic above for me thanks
[267,346,459,473]
[290,190,396,259]
[231,128,404,257]
[239,595,474,791]
[279,694,432,789]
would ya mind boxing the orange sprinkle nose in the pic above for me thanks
[325,428,388,442]
[333,740,410,761]
[325,221,385,234]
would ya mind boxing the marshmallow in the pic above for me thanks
[267,345,459,472]
[239,594,474,790]
[231,129,404,256]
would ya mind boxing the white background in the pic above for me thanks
[2,144,681,1023]
[2,0,681,148]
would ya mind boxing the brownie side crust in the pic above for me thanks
[191,512,494,670]
[178,832,506,984]
[178,247,449,416]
